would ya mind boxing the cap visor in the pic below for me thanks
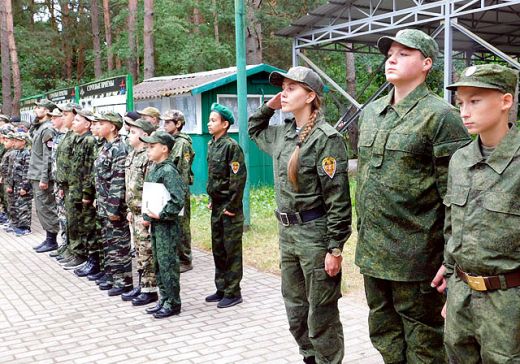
[139,135,157,143]
[269,71,287,87]
[446,81,505,92]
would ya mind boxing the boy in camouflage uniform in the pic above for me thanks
[0,128,14,225]
[9,132,32,236]
[137,107,162,130]
[163,109,195,273]
[355,29,471,363]
[205,103,247,309]
[3,133,19,233]
[140,131,186,319]
[121,118,158,306]
[443,64,520,363]
[94,112,133,296]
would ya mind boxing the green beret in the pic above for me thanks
[378,29,439,62]
[96,111,123,129]
[210,103,235,125]
[140,131,175,151]
[447,64,519,95]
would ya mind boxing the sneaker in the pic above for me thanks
[3,225,14,233]
[14,228,31,237]
[217,296,243,308]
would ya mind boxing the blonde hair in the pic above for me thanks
[287,87,322,191]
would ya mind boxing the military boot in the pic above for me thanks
[121,270,141,301]
[35,232,58,253]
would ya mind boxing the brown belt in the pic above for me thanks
[456,266,520,291]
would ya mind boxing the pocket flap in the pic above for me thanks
[483,192,520,216]
[358,129,377,147]
[444,187,469,207]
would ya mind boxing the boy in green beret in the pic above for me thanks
[442,64,520,363]
[205,103,247,308]
[139,131,186,318]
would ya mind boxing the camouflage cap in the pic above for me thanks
[34,98,57,111]
[161,109,185,125]
[47,108,63,118]
[125,118,156,135]
[137,106,161,119]
[139,130,175,150]
[5,132,15,139]
[378,29,439,62]
[269,66,325,96]
[13,132,30,142]
[96,111,123,129]
[75,109,97,122]
[210,103,235,125]
[0,114,10,123]
[62,102,82,113]
[446,64,519,95]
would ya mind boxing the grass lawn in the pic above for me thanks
[190,182,364,295]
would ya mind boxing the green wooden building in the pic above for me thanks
[133,64,288,195]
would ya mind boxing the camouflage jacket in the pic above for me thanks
[170,132,195,186]
[206,134,247,214]
[51,129,66,181]
[5,149,19,188]
[125,147,150,214]
[11,147,31,192]
[94,136,128,219]
[143,158,186,221]
[444,124,520,277]
[69,131,97,201]
[0,148,14,180]
[55,130,76,186]
[27,119,56,183]
[249,104,352,250]
[355,83,471,281]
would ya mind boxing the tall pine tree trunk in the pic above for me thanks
[60,0,73,80]
[143,0,154,79]
[102,0,113,71]
[212,0,219,43]
[246,0,262,65]
[4,0,20,115]
[91,0,102,78]
[127,0,138,81]
[0,3,12,116]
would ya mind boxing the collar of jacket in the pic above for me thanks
[375,82,430,119]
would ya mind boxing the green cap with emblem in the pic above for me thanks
[139,130,175,150]
[210,103,235,125]
[378,29,439,62]
[269,66,325,96]
[95,111,123,129]
[34,98,57,111]
[125,118,156,135]
[446,64,519,95]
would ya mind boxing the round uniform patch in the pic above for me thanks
[231,161,240,174]
[465,66,477,77]
[322,157,337,179]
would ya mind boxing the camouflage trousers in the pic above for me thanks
[0,182,5,213]
[64,190,88,258]
[279,216,344,364]
[93,216,104,267]
[12,187,32,229]
[101,218,132,289]
[178,192,192,265]
[445,274,520,363]
[210,203,243,298]
[363,276,446,364]
[151,220,181,309]
[54,184,67,245]
[129,212,156,293]
[5,185,15,221]
[31,180,59,233]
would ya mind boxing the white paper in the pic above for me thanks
[142,182,171,216]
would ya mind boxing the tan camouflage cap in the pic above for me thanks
[446,64,519,95]
[137,106,161,119]
[378,29,439,62]
[96,111,123,129]
[125,118,156,135]
[47,108,63,117]
[76,109,97,122]
[269,66,325,96]
[34,98,57,111]
[63,102,82,113]
[161,109,185,126]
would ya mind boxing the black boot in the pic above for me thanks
[87,271,104,281]
[75,254,100,277]
[33,231,50,250]
[132,292,158,306]
[303,356,316,364]
[35,232,58,253]
[122,270,141,301]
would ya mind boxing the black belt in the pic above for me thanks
[274,206,326,226]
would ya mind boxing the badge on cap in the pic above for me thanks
[231,161,240,174]
[322,157,337,179]
[465,66,477,77]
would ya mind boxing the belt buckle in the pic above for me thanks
[279,212,290,226]
[466,274,487,291]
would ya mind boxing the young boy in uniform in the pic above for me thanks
[10,132,32,236]
[4,132,19,233]
[139,131,186,318]
[0,130,15,228]
[205,103,247,309]
[443,64,520,363]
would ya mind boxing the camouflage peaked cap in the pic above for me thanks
[47,108,63,117]
[62,102,82,113]
[210,103,235,125]
[269,66,325,96]
[446,64,519,95]
[125,118,156,135]
[378,29,439,62]
[76,109,97,122]
[140,130,175,151]
[137,106,161,119]
[34,99,57,111]
[13,132,30,142]
[96,111,123,129]
[0,114,10,123]
[161,109,185,125]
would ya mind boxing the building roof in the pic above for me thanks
[133,64,284,100]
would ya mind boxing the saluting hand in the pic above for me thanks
[324,253,342,277]
[266,92,283,110]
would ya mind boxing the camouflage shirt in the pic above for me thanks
[444,124,520,277]
[249,104,352,250]
[125,147,150,214]
[143,158,186,221]
[206,134,247,214]
[55,130,77,186]
[170,133,195,186]
[355,83,471,281]
[27,120,56,183]
[0,148,14,181]
[5,149,19,188]
[51,129,66,181]
[11,147,31,192]
[94,136,128,219]
[69,132,97,201]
